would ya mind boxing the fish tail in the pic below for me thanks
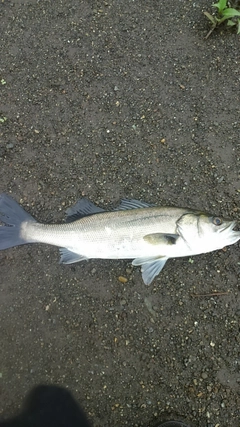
[0,194,36,250]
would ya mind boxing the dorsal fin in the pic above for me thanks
[115,199,155,211]
[65,198,105,223]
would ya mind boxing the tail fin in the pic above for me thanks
[0,194,36,250]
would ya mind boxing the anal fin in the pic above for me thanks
[59,248,88,264]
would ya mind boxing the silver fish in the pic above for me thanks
[0,194,239,285]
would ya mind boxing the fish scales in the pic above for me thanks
[23,207,190,257]
[0,194,239,285]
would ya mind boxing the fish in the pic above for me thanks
[0,194,239,285]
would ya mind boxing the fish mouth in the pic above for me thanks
[219,220,240,244]
[219,220,236,231]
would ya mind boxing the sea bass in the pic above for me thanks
[0,194,239,285]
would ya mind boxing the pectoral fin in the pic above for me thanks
[59,248,88,264]
[143,233,178,245]
[132,256,168,285]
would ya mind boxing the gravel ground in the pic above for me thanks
[0,1,240,426]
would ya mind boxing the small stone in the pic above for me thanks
[118,276,128,284]
[6,143,14,149]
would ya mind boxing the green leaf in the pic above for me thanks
[222,8,240,18]
[237,19,240,33]
[227,19,236,26]
[213,0,227,14]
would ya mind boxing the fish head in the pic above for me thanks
[177,212,240,253]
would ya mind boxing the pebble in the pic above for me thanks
[118,276,128,283]
[6,143,14,149]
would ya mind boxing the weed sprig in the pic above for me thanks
[204,0,240,38]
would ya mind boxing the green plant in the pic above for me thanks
[0,117,7,124]
[204,0,240,38]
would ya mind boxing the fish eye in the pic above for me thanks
[213,217,222,226]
